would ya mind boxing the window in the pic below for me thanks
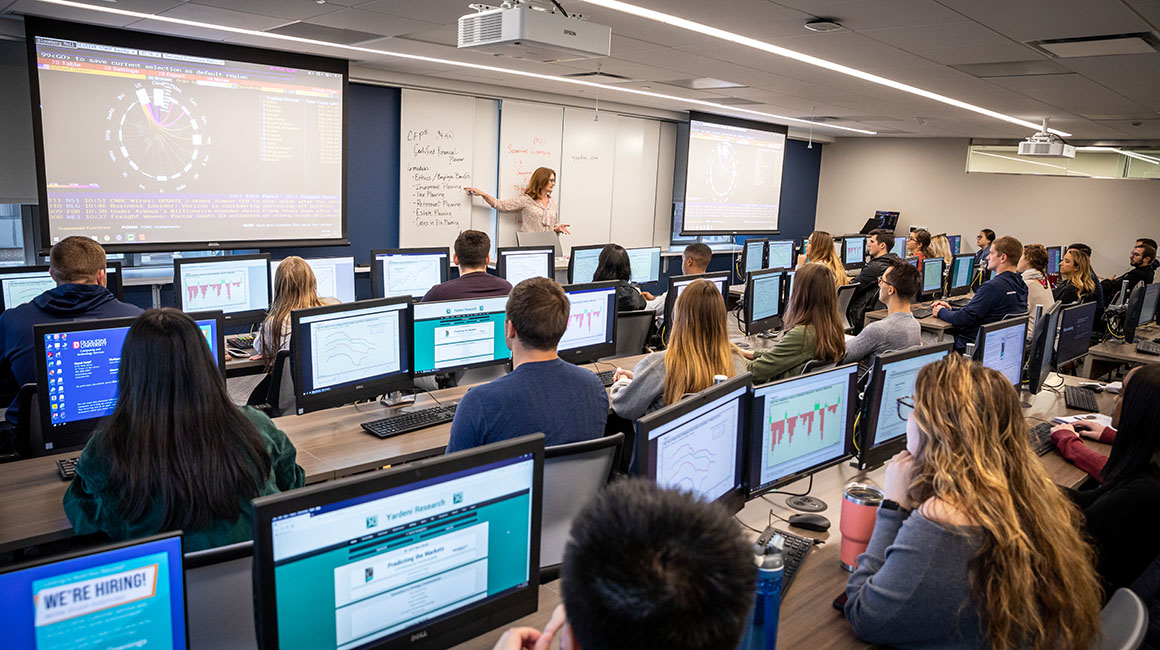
[966,144,1160,179]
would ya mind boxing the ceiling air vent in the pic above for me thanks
[1027,32,1160,58]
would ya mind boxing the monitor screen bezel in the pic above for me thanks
[411,295,511,377]
[625,246,663,285]
[920,257,945,297]
[662,271,731,332]
[251,435,545,650]
[948,254,975,296]
[173,253,271,324]
[947,234,961,256]
[904,256,919,268]
[743,267,785,336]
[1055,301,1099,366]
[270,256,356,304]
[973,315,1030,387]
[290,296,414,415]
[842,235,866,270]
[370,248,450,300]
[856,343,953,470]
[745,363,860,499]
[1045,245,1063,277]
[1140,282,1160,328]
[558,280,618,365]
[495,246,554,285]
[0,261,125,312]
[1027,302,1063,395]
[765,239,797,271]
[566,244,605,285]
[741,239,768,276]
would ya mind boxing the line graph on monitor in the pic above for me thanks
[309,312,400,390]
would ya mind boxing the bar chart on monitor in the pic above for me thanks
[762,381,845,470]
[558,291,608,350]
[182,268,250,312]
[309,312,400,390]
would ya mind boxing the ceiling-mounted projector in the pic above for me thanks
[458,2,612,62]
[1018,120,1076,158]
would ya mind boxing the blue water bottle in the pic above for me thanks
[738,540,784,649]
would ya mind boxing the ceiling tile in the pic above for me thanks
[1093,118,1160,138]
[6,0,140,26]
[935,0,1153,42]
[305,8,439,37]
[355,0,480,25]
[157,3,292,31]
[858,21,1044,65]
[1126,0,1160,29]
[191,0,339,22]
[770,0,963,29]
[1057,52,1160,111]
[989,73,1152,118]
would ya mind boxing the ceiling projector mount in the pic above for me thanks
[1019,119,1076,158]
[460,0,612,62]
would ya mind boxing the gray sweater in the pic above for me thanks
[845,508,985,649]
[843,311,922,375]
[609,350,748,420]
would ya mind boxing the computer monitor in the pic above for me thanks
[873,210,899,230]
[1140,282,1160,328]
[252,435,544,650]
[0,262,124,312]
[412,295,511,376]
[947,234,961,256]
[1046,246,1063,276]
[35,311,224,454]
[557,282,618,364]
[1123,282,1160,344]
[627,246,662,284]
[920,257,945,298]
[661,271,730,333]
[174,254,271,323]
[904,256,919,268]
[0,533,187,650]
[1027,303,1063,395]
[742,239,767,276]
[746,364,859,498]
[767,240,795,270]
[271,257,356,303]
[832,238,843,259]
[744,268,783,335]
[974,316,1029,387]
[855,345,953,470]
[634,374,749,509]
[948,254,974,297]
[891,236,908,258]
[496,246,553,287]
[843,236,866,268]
[290,298,413,415]
[371,248,450,300]
[567,244,603,285]
[1056,302,1098,366]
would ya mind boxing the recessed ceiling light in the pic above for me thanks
[579,0,1071,137]
[804,19,842,33]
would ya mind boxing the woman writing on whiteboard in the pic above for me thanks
[464,167,571,235]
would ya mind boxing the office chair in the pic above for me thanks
[837,284,857,333]
[13,383,43,459]
[615,309,654,357]
[801,359,837,374]
[185,541,257,650]
[255,350,296,418]
[1094,588,1148,650]
[539,432,623,583]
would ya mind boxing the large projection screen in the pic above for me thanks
[26,18,348,252]
[681,112,787,235]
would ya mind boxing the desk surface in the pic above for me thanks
[1082,332,1160,378]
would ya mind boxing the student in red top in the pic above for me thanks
[1050,367,1137,481]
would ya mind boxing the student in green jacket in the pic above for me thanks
[742,262,847,383]
[63,308,305,552]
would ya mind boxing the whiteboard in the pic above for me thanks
[610,115,660,247]
[497,101,563,247]
[559,107,616,256]
[399,89,476,248]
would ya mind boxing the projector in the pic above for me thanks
[1018,134,1076,159]
[458,4,612,62]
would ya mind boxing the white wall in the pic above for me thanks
[815,137,1160,277]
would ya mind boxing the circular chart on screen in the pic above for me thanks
[706,141,738,199]
[108,82,209,189]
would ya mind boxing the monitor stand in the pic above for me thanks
[1019,387,1033,409]
[380,390,416,408]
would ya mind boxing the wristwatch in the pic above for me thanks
[880,499,910,514]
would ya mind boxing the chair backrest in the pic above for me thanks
[615,310,654,357]
[264,350,295,417]
[184,541,257,650]
[837,284,857,332]
[1094,588,1148,650]
[14,383,43,458]
[801,359,836,374]
[540,433,623,575]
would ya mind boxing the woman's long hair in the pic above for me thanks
[96,309,271,531]
[664,280,737,405]
[806,231,849,286]
[523,167,555,200]
[1023,244,1050,278]
[261,257,324,367]
[908,355,1101,650]
[1101,363,1160,485]
[593,244,632,283]
[1063,248,1096,297]
[929,234,953,266]
[783,263,845,363]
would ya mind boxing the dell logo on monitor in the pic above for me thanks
[411,630,428,641]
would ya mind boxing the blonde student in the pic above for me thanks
[254,256,337,367]
[796,230,849,287]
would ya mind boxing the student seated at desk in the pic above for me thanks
[1054,247,1098,305]
[63,309,305,552]
[610,279,746,419]
[906,228,934,263]
[1053,364,1160,594]
[931,235,1028,351]
[491,480,754,650]
[843,260,921,377]
[848,228,901,332]
[446,278,607,452]
[254,256,338,365]
[1018,244,1055,337]
[1100,240,1155,300]
[797,230,848,287]
[845,354,1101,650]
[0,236,141,431]
[643,243,711,310]
[422,229,512,302]
[929,233,953,270]
[592,243,646,312]
[741,263,846,383]
[973,228,995,268]
[1066,243,1105,310]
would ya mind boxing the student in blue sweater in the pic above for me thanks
[446,277,608,452]
[931,235,1027,351]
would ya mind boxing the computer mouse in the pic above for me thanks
[787,513,831,532]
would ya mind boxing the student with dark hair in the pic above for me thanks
[1100,241,1156,300]
[592,243,646,312]
[492,480,755,650]
[446,277,607,452]
[932,235,1028,351]
[644,243,713,312]
[63,309,305,552]
[906,228,933,263]
[1053,363,1160,593]
[843,261,921,376]
[422,230,512,302]
[1141,238,1160,272]
[0,236,141,431]
[848,228,901,332]
[973,229,995,267]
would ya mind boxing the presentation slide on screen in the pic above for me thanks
[269,457,534,650]
[179,258,269,313]
[683,119,786,233]
[757,373,848,486]
[413,297,510,374]
[557,288,614,352]
[303,307,403,392]
[380,255,445,298]
[33,34,343,246]
[648,386,745,502]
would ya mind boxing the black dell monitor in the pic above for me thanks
[746,364,859,498]
[1124,282,1160,344]
[890,236,908,258]
[626,246,662,285]
[842,236,866,269]
[661,271,730,334]
[412,294,511,376]
[566,244,603,285]
[174,253,271,324]
[371,248,450,300]
[919,257,945,300]
[290,297,413,415]
[742,239,767,277]
[744,268,784,335]
[1056,302,1098,367]
[35,311,224,454]
[1046,246,1063,277]
[767,240,796,271]
[948,254,974,297]
[634,373,750,512]
[974,316,1029,388]
[947,234,961,256]
[856,344,953,470]
[1027,302,1063,395]
[0,262,124,312]
[874,210,899,230]
[496,246,553,287]
[558,281,618,364]
[252,435,545,650]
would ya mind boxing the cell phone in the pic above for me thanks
[832,591,848,612]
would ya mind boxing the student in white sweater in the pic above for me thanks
[1018,244,1056,338]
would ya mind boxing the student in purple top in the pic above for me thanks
[421,230,512,302]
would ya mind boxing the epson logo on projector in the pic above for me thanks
[564,29,576,36]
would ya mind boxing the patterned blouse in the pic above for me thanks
[493,194,559,233]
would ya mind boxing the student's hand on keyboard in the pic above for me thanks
[1071,420,1103,439]
[613,367,633,382]
[930,301,950,318]
[1051,423,1080,440]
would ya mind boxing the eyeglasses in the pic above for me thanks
[896,395,915,421]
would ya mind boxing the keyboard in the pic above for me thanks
[911,306,933,319]
[57,456,79,481]
[361,404,458,439]
[1063,386,1100,412]
[1137,340,1160,356]
[948,297,971,307]
[1029,422,1055,456]
[774,528,816,594]
[227,333,255,349]
[595,369,616,387]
